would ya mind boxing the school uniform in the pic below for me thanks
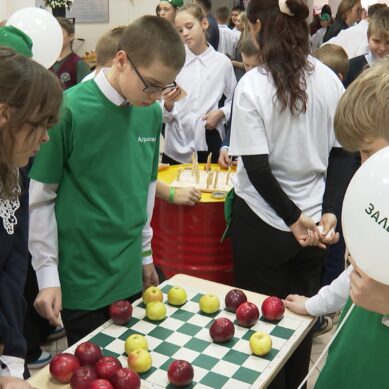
[29,69,160,345]
[323,18,349,43]
[343,52,370,88]
[163,45,236,164]
[218,24,239,58]
[229,57,347,388]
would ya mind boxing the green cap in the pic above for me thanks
[161,0,184,8]
[0,25,33,57]
[320,13,331,21]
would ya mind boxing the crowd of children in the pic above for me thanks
[0,1,388,388]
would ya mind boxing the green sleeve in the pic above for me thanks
[76,60,91,83]
[29,101,74,184]
[151,105,163,181]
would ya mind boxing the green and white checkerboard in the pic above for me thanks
[67,282,308,389]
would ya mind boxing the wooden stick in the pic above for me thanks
[191,152,196,176]
[177,168,182,182]
[195,162,200,184]
[206,153,212,172]
[214,168,220,189]
[226,166,231,185]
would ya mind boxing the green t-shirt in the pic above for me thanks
[315,298,389,388]
[30,80,161,310]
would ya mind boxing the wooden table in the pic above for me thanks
[29,274,315,388]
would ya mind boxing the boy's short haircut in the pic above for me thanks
[216,6,230,24]
[238,36,260,57]
[367,7,389,38]
[334,58,389,152]
[95,26,125,68]
[56,17,75,35]
[118,16,185,70]
[313,44,349,80]
[367,3,387,18]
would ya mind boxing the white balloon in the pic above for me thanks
[342,146,389,285]
[7,7,62,68]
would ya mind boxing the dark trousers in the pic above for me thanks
[61,292,141,346]
[23,259,55,363]
[162,129,222,165]
[231,196,327,389]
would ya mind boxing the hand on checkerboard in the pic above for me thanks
[34,287,62,327]
[142,263,159,290]
[0,376,36,389]
[284,294,309,316]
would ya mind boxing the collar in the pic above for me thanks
[94,68,128,106]
[365,51,378,66]
[219,24,229,29]
[185,44,214,67]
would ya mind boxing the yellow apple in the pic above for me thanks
[249,331,272,356]
[142,286,163,305]
[146,301,167,321]
[125,333,148,355]
[168,286,187,306]
[127,349,152,373]
[199,294,220,314]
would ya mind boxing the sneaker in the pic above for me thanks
[329,310,341,325]
[313,315,333,338]
[27,350,52,369]
[47,326,66,341]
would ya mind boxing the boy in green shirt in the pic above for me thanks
[29,16,185,346]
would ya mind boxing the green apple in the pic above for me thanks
[127,349,152,373]
[124,333,148,355]
[168,286,187,306]
[146,301,167,321]
[249,331,272,356]
[199,294,220,314]
[142,286,163,305]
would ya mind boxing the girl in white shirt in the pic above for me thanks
[228,0,355,387]
[162,3,237,164]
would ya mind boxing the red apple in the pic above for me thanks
[109,300,133,325]
[75,341,103,367]
[209,317,235,343]
[95,356,122,380]
[87,379,114,389]
[261,296,285,321]
[236,302,259,327]
[70,366,98,389]
[109,368,141,389]
[167,360,194,387]
[225,289,247,312]
[49,352,80,383]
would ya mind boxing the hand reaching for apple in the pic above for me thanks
[142,263,159,290]
[34,287,62,327]
[284,294,309,316]
[0,377,36,389]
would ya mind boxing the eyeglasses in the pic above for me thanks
[122,51,177,94]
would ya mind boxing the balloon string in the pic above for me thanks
[297,303,356,389]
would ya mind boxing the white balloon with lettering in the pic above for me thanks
[7,7,62,68]
[342,146,389,285]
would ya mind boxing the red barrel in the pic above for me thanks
[151,165,234,285]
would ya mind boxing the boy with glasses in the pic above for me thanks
[28,16,185,346]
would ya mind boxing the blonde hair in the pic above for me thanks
[334,58,389,152]
[367,7,389,39]
[313,44,349,79]
[336,0,360,20]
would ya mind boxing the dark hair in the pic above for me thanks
[96,26,125,68]
[247,0,311,115]
[321,4,332,18]
[0,48,62,198]
[119,16,185,70]
[56,17,75,35]
[216,6,230,24]
[195,0,212,12]
[368,3,387,17]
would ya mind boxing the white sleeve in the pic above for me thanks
[142,181,156,266]
[0,356,25,378]
[220,62,237,121]
[305,266,352,316]
[29,180,60,290]
[160,100,178,124]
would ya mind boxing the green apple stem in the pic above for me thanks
[297,303,356,389]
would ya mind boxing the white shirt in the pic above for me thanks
[229,57,344,231]
[310,28,327,51]
[29,69,155,291]
[324,20,368,59]
[218,24,240,58]
[163,45,236,163]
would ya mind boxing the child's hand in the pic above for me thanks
[162,86,185,112]
[290,213,324,248]
[318,213,339,245]
[203,109,224,129]
[0,376,35,389]
[142,263,159,290]
[218,148,231,169]
[173,187,201,206]
[284,294,309,315]
[34,287,62,327]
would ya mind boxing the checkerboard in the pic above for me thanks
[67,282,309,389]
